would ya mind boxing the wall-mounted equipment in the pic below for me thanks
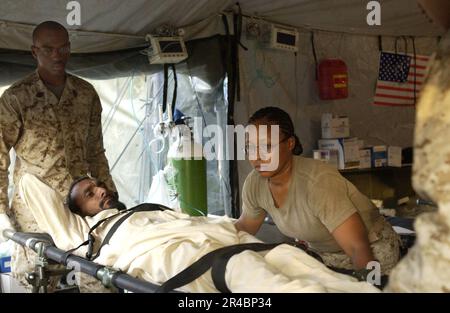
[146,35,188,64]
[317,59,349,100]
[270,25,299,52]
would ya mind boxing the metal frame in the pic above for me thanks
[2,229,179,293]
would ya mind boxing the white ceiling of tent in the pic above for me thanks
[0,0,444,53]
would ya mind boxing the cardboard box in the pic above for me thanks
[357,140,365,150]
[0,273,27,293]
[371,145,387,167]
[321,113,350,139]
[388,146,402,167]
[313,149,339,168]
[318,138,360,169]
[359,149,372,169]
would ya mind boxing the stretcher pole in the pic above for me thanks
[2,230,179,293]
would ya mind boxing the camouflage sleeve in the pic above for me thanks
[0,91,22,214]
[86,92,117,193]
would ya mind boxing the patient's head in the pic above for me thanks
[66,177,126,217]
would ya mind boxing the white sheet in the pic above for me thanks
[18,173,379,293]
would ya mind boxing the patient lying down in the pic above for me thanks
[19,174,379,293]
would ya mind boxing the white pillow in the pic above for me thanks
[18,174,89,250]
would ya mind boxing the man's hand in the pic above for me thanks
[0,213,15,242]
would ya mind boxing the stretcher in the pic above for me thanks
[2,229,173,293]
[1,228,285,294]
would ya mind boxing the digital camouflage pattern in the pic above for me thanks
[387,32,450,292]
[0,71,116,291]
[319,218,401,275]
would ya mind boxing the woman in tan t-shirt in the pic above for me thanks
[235,107,400,277]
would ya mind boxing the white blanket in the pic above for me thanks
[18,174,379,293]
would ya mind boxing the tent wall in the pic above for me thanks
[234,28,439,210]
[0,48,151,85]
[0,0,445,215]
[237,0,444,37]
[0,36,231,214]
[0,34,230,86]
[90,36,230,213]
[0,0,443,54]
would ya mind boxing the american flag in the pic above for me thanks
[373,52,431,107]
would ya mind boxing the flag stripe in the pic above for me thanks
[375,93,417,100]
[408,73,425,78]
[374,52,430,107]
[410,64,427,70]
[375,86,421,95]
[377,85,420,92]
[411,56,430,61]
[374,101,415,107]
[374,95,417,104]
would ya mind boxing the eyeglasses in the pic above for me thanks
[244,136,290,159]
[33,45,70,56]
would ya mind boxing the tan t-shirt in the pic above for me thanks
[242,156,382,253]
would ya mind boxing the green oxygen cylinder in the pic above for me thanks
[167,127,207,216]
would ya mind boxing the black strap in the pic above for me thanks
[91,203,170,260]
[61,238,91,264]
[211,243,280,293]
[90,211,134,260]
[411,36,417,105]
[64,203,171,261]
[155,245,221,293]
[162,63,169,113]
[156,242,281,293]
[170,64,177,120]
[235,2,248,52]
[311,32,318,81]
[83,209,130,259]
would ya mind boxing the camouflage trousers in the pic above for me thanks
[318,218,401,275]
[8,191,113,293]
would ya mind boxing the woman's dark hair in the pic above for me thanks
[248,107,303,155]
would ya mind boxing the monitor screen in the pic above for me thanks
[276,32,296,46]
[159,40,183,53]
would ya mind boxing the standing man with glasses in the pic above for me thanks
[0,21,116,291]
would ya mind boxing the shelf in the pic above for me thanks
[339,164,412,174]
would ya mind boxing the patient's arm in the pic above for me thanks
[18,174,91,251]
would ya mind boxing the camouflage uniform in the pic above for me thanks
[0,71,116,292]
[318,217,401,275]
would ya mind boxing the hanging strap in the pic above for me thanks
[235,2,248,52]
[170,64,177,120]
[378,35,383,52]
[311,31,318,81]
[162,63,169,113]
[411,36,417,105]
[394,36,408,56]
[155,242,281,293]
